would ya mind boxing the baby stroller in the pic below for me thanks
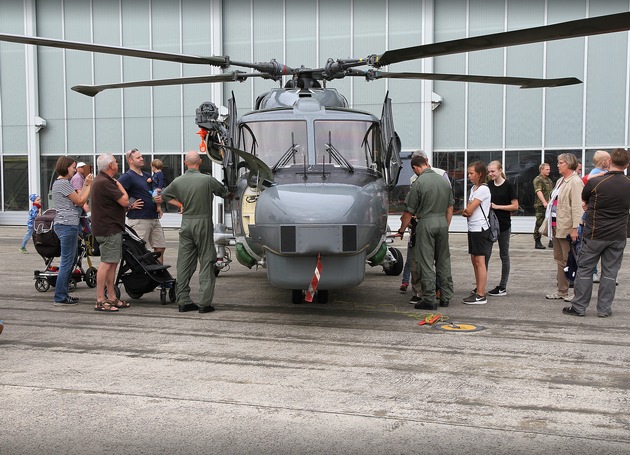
[32,209,98,293]
[114,225,176,304]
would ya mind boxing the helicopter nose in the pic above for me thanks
[249,183,387,255]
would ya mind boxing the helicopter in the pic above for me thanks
[1,11,629,304]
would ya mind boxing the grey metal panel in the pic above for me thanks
[434,0,467,150]
[505,0,545,148]
[265,251,366,289]
[93,1,124,153]
[585,0,629,147]
[36,0,65,155]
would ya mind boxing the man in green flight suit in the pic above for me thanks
[395,154,454,310]
[161,150,230,313]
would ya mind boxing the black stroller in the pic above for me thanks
[33,209,98,293]
[114,225,176,304]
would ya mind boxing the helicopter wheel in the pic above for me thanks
[291,289,303,304]
[316,289,329,304]
[383,247,404,276]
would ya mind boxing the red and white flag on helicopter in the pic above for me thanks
[304,253,323,302]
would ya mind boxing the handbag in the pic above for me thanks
[539,217,549,237]
[480,205,499,242]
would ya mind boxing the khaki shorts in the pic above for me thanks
[95,232,122,263]
[127,218,166,249]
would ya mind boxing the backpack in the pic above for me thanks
[32,209,61,257]
[480,205,500,242]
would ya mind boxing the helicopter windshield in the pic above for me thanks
[240,120,307,168]
[314,120,377,168]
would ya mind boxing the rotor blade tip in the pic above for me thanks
[71,85,99,97]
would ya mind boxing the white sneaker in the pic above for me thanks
[593,273,600,283]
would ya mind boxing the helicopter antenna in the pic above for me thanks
[322,154,327,180]
[302,154,308,181]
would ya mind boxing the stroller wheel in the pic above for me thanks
[35,278,50,292]
[85,267,97,288]
[126,291,143,300]
[160,288,167,304]
[104,285,121,301]
[68,278,77,292]
[169,285,176,303]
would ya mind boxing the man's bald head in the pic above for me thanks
[184,151,202,168]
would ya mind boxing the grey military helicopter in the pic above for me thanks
[2,11,629,304]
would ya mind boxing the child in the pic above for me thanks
[19,194,41,254]
[149,159,165,198]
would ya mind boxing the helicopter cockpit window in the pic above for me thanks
[239,120,307,169]
[314,120,376,169]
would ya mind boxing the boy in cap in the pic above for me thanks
[19,193,41,253]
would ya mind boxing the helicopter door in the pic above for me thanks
[380,93,401,189]
[221,94,239,191]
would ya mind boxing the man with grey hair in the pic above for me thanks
[91,153,130,312]
[162,151,230,314]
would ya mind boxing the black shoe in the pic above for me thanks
[409,295,421,304]
[414,301,438,311]
[178,303,199,312]
[54,297,79,306]
[487,286,507,297]
[548,240,553,248]
[562,306,584,317]
[439,300,449,308]
[199,305,215,314]
[535,240,546,250]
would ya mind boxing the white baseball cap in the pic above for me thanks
[77,162,86,168]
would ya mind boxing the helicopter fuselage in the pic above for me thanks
[227,91,394,290]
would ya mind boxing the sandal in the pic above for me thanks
[95,300,119,312]
[111,298,130,308]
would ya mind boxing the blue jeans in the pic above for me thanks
[485,228,510,289]
[53,224,80,302]
[21,226,33,249]
[402,240,412,284]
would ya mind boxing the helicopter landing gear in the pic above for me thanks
[291,289,303,304]
[316,289,329,304]
[383,247,404,276]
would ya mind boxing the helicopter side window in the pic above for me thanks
[314,120,375,168]
[239,120,307,168]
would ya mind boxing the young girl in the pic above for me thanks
[19,194,41,253]
[486,160,519,296]
[461,161,492,304]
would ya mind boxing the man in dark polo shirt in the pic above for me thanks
[563,148,630,318]
[91,154,129,312]
[118,148,166,262]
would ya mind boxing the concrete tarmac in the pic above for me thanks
[1,227,629,454]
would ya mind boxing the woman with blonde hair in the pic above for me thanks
[486,160,519,297]
[462,160,492,304]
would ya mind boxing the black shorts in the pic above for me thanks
[468,230,492,256]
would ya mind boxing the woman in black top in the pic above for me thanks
[486,160,519,297]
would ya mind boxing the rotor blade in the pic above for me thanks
[375,11,630,67]
[0,32,228,66]
[72,72,264,97]
[352,70,581,88]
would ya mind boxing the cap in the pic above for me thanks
[77,162,86,168]
[29,193,39,202]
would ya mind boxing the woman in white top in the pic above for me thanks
[462,161,492,304]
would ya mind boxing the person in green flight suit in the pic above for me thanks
[395,154,455,310]
[161,150,230,314]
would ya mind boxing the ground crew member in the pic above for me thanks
[395,154,454,310]
[533,163,553,249]
[161,151,230,314]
